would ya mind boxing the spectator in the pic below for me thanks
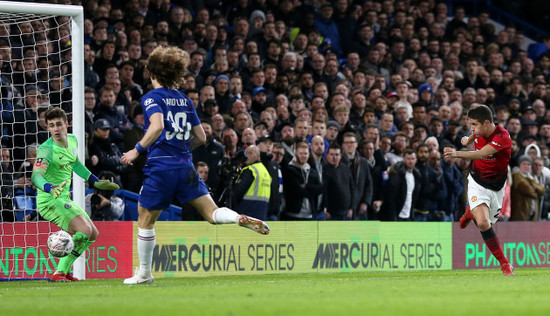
[94,86,131,150]
[378,112,397,138]
[123,106,146,193]
[341,132,373,219]
[94,40,118,79]
[84,43,100,89]
[232,145,271,221]
[309,135,327,218]
[214,75,233,114]
[379,149,421,221]
[456,59,486,91]
[282,142,322,220]
[414,144,445,221]
[532,156,550,221]
[12,86,47,166]
[323,144,353,220]
[511,155,546,221]
[1,148,17,221]
[119,61,143,102]
[88,119,128,182]
[386,132,409,166]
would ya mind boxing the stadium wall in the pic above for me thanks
[452,222,550,269]
[0,222,133,280]
[2,221,550,279]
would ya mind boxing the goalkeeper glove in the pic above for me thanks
[43,181,66,199]
[88,174,120,191]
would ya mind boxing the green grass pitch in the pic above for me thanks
[2,269,550,316]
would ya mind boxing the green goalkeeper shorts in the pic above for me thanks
[37,195,90,231]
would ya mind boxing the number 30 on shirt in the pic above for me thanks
[165,111,192,140]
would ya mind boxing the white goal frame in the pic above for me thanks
[0,1,86,280]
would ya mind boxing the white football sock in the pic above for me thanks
[212,207,240,224]
[137,227,155,275]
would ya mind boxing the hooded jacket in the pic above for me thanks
[283,157,322,217]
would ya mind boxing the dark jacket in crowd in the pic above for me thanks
[283,158,322,218]
[415,161,445,213]
[440,160,464,218]
[260,151,282,219]
[371,149,389,200]
[343,153,373,219]
[379,162,421,221]
[192,136,225,194]
[94,104,131,148]
[123,124,146,193]
[323,162,354,218]
[88,136,128,177]
[12,105,48,167]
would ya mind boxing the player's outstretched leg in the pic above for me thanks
[459,203,474,229]
[193,195,271,235]
[212,207,270,235]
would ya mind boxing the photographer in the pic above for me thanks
[85,171,124,221]
[232,145,272,220]
[217,128,245,207]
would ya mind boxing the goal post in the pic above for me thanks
[0,1,85,280]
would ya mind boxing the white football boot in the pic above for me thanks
[123,267,155,284]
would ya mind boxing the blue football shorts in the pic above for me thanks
[139,167,209,210]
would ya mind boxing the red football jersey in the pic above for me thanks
[470,124,511,191]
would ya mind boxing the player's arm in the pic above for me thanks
[189,124,206,150]
[31,157,50,193]
[31,146,66,198]
[73,157,119,190]
[444,144,498,160]
[461,133,475,146]
[121,112,164,164]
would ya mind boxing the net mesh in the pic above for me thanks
[0,11,75,280]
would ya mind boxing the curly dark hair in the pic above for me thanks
[146,46,189,89]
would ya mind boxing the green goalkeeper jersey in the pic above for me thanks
[33,134,89,199]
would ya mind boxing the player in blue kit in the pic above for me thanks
[121,46,270,284]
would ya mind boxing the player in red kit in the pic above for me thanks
[444,104,514,275]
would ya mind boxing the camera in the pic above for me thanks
[90,194,102,207]
[218,153,242,180]
[216,152,244,208]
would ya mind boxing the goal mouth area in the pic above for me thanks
[0,1,86,281]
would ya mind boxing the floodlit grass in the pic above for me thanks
[2,269,550,316]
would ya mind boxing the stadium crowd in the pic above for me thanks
[1,0,550,222]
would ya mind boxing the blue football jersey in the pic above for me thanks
[141,87,200,171]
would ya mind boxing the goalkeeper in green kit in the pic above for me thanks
[31,107,119,282]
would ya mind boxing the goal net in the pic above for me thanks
[0,1,85,280]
